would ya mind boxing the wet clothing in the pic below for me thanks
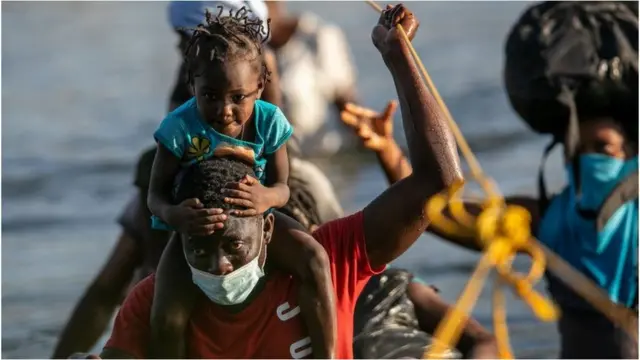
[353,268,460,359]
[539,187,638,310]
[105,211,385,358]
[538,185,639,358]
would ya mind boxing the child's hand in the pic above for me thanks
[372,4,420,56]
[165,198,226,236]
[340,100,398,151]
[223,175,272,216]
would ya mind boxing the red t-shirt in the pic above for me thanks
[105,211,384,358]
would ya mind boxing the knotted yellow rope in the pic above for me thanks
[424,181,557,359]
[365,1,638,358]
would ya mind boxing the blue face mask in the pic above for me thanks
[566,154,638,212]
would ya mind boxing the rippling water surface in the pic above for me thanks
[3,2,568,358]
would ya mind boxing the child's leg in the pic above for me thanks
[148,233,197,358]
[271,211,337,358]
[298,282,337,359]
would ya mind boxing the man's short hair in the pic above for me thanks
[175,157,256,211]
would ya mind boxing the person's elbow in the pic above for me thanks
[412,163,463,200]
[397,172,456,204]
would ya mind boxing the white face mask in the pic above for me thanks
[187,218,266,306]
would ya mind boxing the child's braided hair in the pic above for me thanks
[182,6,271,85]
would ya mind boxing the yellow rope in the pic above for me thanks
[364,1,638,358]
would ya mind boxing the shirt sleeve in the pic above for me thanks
[153,113,187,159]
[133,147,157,190]
[312,211,385,305]
[317,24,357,101]
[263,107,294,155]
[103,275,154,359]
[116,191,146,244]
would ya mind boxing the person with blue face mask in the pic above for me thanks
[338,2,639,358]
[534,117,638,359]
[341,100,639,360]
[538,117,637,353]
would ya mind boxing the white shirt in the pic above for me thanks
[276,13,357,157]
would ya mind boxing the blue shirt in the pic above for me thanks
[538,187,638,308]
[154,97,292,183]
[152,97,293,230]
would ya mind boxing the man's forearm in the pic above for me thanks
[384,40,461,193]
[408,282,497,359]
[361,23,464,268]
[456,317,498,358]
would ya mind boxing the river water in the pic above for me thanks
[2,1,569,358]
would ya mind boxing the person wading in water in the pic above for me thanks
[341,2,638,358]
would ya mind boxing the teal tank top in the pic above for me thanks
[538,187,638,309]
[151,97,293,230]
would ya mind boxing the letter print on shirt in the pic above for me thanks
[276,301,312,359]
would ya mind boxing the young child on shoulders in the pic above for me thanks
[147,6,336,358]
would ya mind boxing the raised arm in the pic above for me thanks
[362,4,463,268]
[341,81,540,253]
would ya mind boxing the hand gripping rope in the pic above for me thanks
[365,1,638,358]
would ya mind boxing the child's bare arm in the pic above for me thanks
[223,145,291,216]
[149,234,197,359]
[148,144,181,222]
[270,211,337,358]
[148,144,223,235]
[298,285,336,359]
[264,145,291,208]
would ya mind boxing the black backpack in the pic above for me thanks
[504,1,639,226]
